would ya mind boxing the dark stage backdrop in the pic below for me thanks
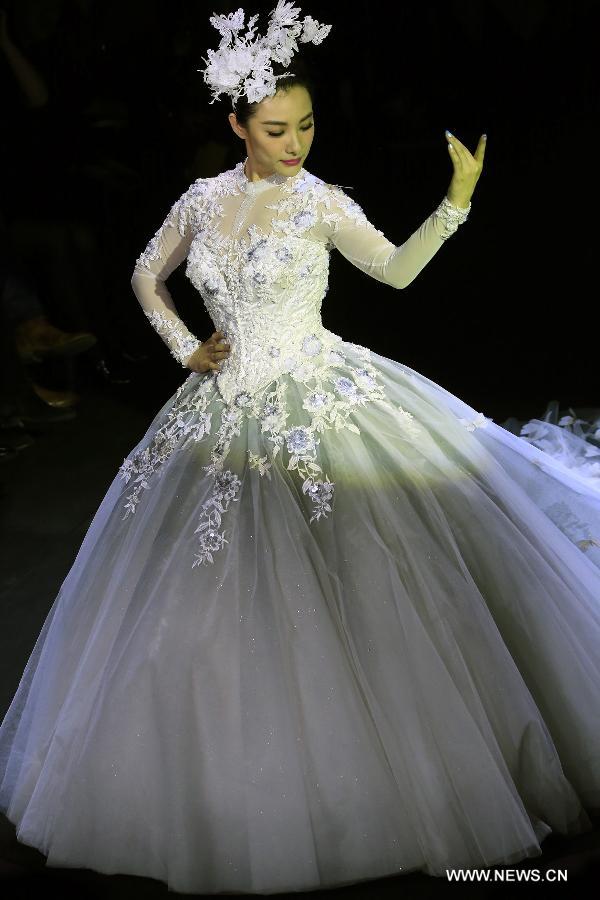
[2,0,598,420]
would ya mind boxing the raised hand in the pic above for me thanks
[445,131,486,208]
[185,330,230,373]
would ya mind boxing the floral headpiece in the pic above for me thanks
[199,1,332,106]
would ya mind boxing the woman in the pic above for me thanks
[1,4,599,894]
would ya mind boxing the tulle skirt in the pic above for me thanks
[1,342,600,894]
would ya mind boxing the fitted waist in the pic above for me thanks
[214,320,345,404]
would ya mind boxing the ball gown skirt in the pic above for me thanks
[1,342,600,895]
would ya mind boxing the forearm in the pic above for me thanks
[381,197,471,289]
[131,266,201,367]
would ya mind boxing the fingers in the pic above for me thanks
[208,329,231,370]
[206,332,229,350]
[446,130,486,171]
[473,133,487,163]
[209,331,230,347]
[447,141,463,172]
[445,131,467,169]
[200,330,230,373]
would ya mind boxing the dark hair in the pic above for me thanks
[232,56,317,128]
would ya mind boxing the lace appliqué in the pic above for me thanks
[118,375,214,517]
[193,470,241,567]
[256,380,335,523]
[144,309,202,367]
[433,197,471,240]
[117,343,423,565]
[254,346,423,521]
[267,173,387,246]
[458,412,490,431]
[247,452,272,478]
[541,500,600,554]
[135,178,218,270]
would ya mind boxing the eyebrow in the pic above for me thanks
[260,111,314,125]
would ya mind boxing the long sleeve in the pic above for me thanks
[319,185,470,289]
[131,183,205,367]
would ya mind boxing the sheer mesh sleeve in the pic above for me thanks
[131,182,206,367]
[317,184,470,289]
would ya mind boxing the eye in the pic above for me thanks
[267,123,314,137]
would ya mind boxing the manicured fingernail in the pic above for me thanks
[482,133,487,139]
[445,130,453,137]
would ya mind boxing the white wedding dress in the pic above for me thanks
[1,158,600,895]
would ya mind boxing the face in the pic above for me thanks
[228,84,314,177]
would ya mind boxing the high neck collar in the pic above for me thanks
[234,158,304,194]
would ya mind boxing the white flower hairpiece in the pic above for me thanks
[199,1,332,106]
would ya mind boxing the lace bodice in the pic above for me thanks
[123,164,472,564]
[131,158,469,404]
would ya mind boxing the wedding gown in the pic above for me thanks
[1,158,600,895]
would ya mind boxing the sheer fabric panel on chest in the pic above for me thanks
[210,185,329,251]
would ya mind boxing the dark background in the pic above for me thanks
[2,0,599,420]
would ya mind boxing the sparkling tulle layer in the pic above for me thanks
[1,344,600,894]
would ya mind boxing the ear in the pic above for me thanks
[228,112,246,140]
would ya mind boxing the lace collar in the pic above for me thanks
[233,158,305,195]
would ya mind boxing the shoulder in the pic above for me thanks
[300,171,363,208]
[289,171,354,211]
[171,169,234,229]
[294,170,340,201]
[177,175,217,205]
[298,172,372,228]
[176,162,241,203]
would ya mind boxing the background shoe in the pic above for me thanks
[93,355,133,385]
[0,411,36,448]
[0,443,18,463]
[83,345,134,385]
[0,429,35,452]
[14,315,97,363]
[32,382,80,408]
[16,390,77,426]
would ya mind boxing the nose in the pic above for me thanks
[285,140,302,156]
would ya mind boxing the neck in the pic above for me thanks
[243,158,275,183]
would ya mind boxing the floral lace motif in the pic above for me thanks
[433,197,471,240]
[267,171,387,247]
[458,412,490,431]
[118,375,215,518]
[541,500,600,554]
[135,178,219,270]
[117,344,424,567]
[193,470,241,567]
[144,310,202,366]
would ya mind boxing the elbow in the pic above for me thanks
[131,262,147,283]
[131,265,161,290]
[372,266,410,290]
[380,257,412,290]
[131,271,141,297]
[385,274,411,290]
[385,268,419,290]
